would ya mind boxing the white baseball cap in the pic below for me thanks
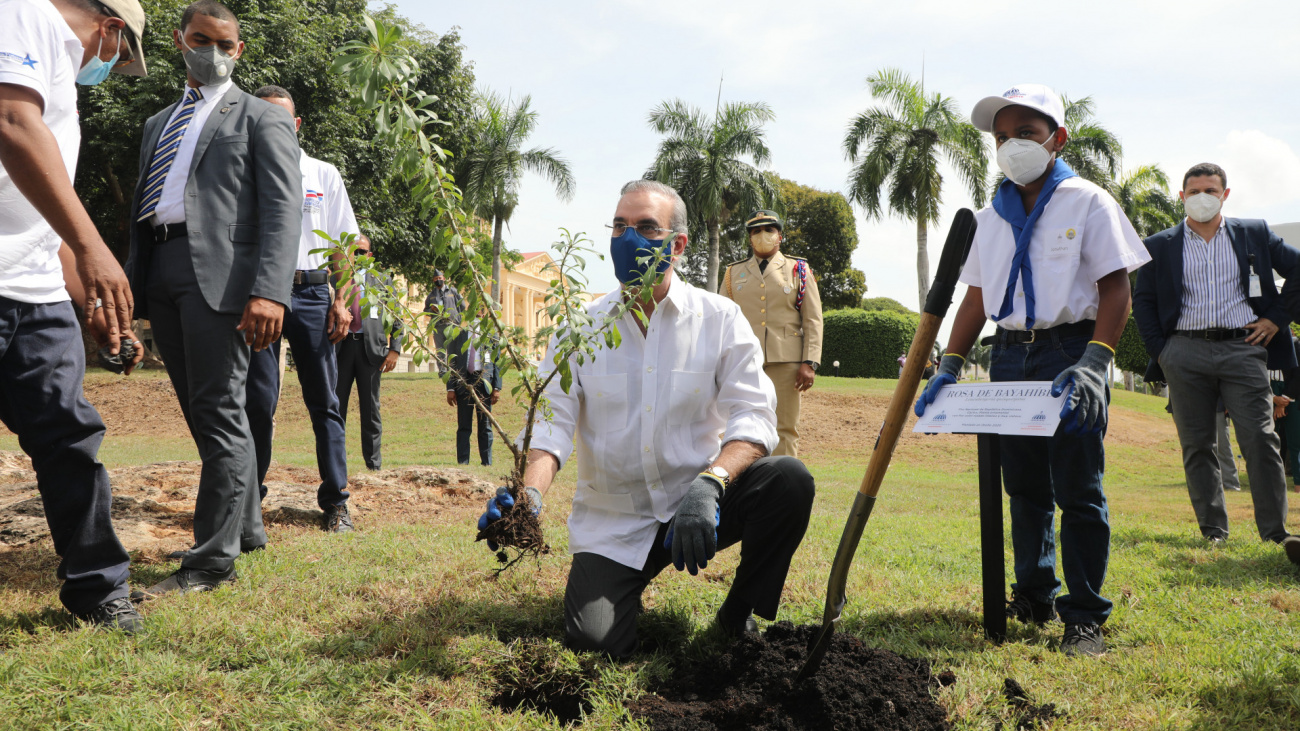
[971,84,1064,133]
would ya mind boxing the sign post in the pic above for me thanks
[914,381,1068,642]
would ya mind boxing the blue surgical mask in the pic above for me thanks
[76,29,121,86]
[611,227,673,284]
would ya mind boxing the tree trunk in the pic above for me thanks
[490,213,504,303]
[916,214,930,311]
[1123,370,1135,392]
[706,217,721,293]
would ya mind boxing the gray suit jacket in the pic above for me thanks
[125,84,302,317]
[344,271,403,366]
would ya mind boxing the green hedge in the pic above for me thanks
[1115,315,1149,374]
[822,309,919,378]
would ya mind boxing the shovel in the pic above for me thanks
[795,208,977,682]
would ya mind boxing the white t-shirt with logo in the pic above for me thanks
[297,152,360,271]
[0,0,83,304]
[961,176,1150,330]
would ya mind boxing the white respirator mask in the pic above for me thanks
[997,136,1055,186]
[1184,192,1224,223]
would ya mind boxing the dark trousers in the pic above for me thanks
[245,282,350,509]
[0,298,131,613]
[455,373,493,466]
[564,456,815,658]
[1161,335,1288,541]
[147,236,264,570]
[991,331,1112,626]
[336,335,383,470]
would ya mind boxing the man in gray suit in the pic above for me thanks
[125,0,301,597]
[336,235,403,470]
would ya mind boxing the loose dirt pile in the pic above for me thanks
[630,622,952,730]
[0,451,494,558]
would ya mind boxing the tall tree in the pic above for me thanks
[647,99,779,292]
[1114,164,1181,238]
[1059,95,1123,191]
[775,177,866,309]
[455,91,575,302]
[844,68,989,310]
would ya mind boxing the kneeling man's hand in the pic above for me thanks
[664,475,724,575]
[477,486,543,551]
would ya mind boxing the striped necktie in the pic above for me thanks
[136,87,203,222]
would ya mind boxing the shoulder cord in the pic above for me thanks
[793,260,807,311]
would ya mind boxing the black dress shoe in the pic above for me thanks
[130,566,236,601]
[76,597,144,634]
[323,503,354,533]
[714,607,758,638]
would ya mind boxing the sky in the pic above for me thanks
[401,0,1300,344]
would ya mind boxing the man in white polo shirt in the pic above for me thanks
[0,0,148,631]
[915,84,1150,657]
[244,85,359,533]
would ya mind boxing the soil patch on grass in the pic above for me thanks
[630,621,950,730]
[0,451,494,559]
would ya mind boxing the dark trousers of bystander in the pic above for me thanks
[336,335,383,470]
[563,456,816,658]
[455,372,493,466]
[245,282,350,509]
[0,298,132,613]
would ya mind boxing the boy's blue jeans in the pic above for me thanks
[991,330,1113,626]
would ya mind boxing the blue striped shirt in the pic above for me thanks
[1176,219,1255,330]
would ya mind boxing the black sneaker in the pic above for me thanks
[713,607,758,638]
[1006,590,1056,625]
[76,597,144,634]
[1061,622,1106,657]
[323,503,353,533]
[1283,536,1300,566]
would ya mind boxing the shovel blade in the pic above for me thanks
[795,492,876,682]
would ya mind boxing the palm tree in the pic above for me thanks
[844,68,989,310]
[647,99,779,292]
[1114,164,1181,238]
[1059,95,1123,191]
[457,91,575,301]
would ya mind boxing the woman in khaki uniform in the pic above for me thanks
[721,210,823,456]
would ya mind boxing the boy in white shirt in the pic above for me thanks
[915,84,1150,656]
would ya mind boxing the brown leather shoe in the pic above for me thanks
[130,566,236,601]
[1284,536,1300,566]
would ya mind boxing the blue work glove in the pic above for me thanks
[662,474,724,575]
[1050,342,1114,435]
[914,354,966,416]
[477,486,543,551]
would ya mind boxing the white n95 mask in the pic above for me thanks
[1184,192,1223,223]
[997,137,1054,186]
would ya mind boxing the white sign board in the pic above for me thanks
[913,381,1066,436]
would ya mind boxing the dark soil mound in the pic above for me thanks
[631,621,951,730]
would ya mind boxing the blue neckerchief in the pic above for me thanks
[990,159,1078,329]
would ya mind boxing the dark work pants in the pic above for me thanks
[455,373,493,466]
[564,456,815,658]
[245,282,350,509]
[0,298,131,613]
[336,336,383,470]
[992,331,1112,626]
[147,236,265,569]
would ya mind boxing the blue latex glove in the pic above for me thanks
[477,486,543,551]
[914,354,966,417]
[1050,342,1113,435]
[662,474,724,575]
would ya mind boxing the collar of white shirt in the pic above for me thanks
[1185,216,1228,242]
[183,77,234,108]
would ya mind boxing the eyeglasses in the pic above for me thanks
[606,222,675,238]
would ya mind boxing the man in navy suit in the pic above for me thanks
[1133,162,1300,564]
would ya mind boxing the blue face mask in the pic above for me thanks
[76,29,121,86]
[610,227,673,284]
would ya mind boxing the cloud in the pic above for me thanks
[1215,130,1300,215]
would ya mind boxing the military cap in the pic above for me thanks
[745,209,783,231]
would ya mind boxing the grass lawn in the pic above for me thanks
[2,371,1300,729]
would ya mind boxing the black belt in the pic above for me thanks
[984,320,1096,346]
[293,270,330,285]
[344,332,365,340]
[1173,328,1250,341]
[152,222,187,244]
